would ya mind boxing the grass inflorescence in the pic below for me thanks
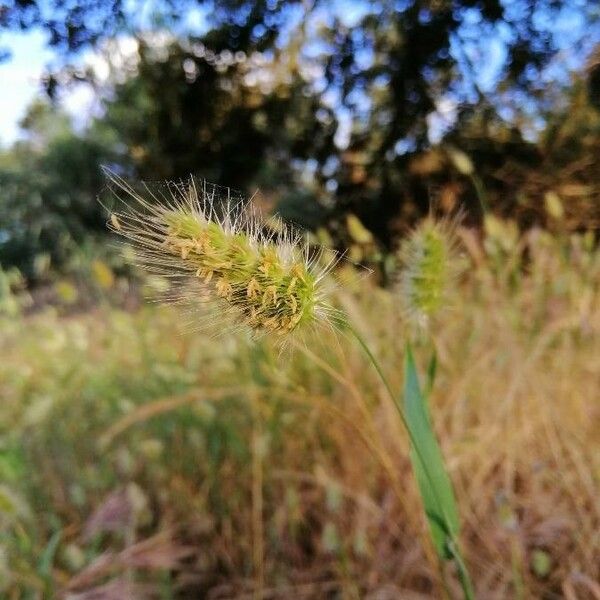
[105,173,337,338]
[398,217,461,328]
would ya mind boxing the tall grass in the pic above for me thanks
[0,221,599,598]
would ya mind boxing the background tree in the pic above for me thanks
[1,0,599,283]
[311,0,600,244]
[0,101,115,278]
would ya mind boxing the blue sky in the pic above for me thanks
[0,1,215,146]
[0,30,54,145]
[1,1,597,148]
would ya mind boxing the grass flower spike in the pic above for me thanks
[105,172,336,338]
[398,217,460,328]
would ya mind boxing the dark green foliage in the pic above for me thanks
[0,104,115,279]
[100,39,336,187]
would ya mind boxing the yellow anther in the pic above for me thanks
[247,278,260,299]
[180,243,192,259]
[216,279,233,299]
[262,285,277,306]
[287,295,298,314]
[110,214,121,231]
[291,264,306,281]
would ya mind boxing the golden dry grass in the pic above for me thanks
[0,223,598,599]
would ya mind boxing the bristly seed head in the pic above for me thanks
[397,217,460,328]
[104,171,338,338]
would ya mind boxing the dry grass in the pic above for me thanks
[0,223,598,599]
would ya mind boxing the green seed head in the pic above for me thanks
[397,217,459,328]
[106,173,334,338]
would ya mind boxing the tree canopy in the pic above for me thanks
[1,0,599,280]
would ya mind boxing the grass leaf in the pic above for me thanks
[403,342,459,559]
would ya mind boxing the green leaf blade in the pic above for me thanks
[403,343,460,559]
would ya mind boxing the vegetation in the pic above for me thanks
[1,217,598,598]
[1,1,599,598]
[105,171,476,596]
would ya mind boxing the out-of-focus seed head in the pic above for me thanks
[104,171,338,339]
[397,217,461,329]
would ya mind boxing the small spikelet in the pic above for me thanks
[397,217,460,328]
[103,170,339,339]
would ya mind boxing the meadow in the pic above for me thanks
[0,217,599,599]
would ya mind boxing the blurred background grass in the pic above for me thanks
[1,0,600,598]
[1,222,598,598]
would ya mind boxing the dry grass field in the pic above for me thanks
[1,220,599,599]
